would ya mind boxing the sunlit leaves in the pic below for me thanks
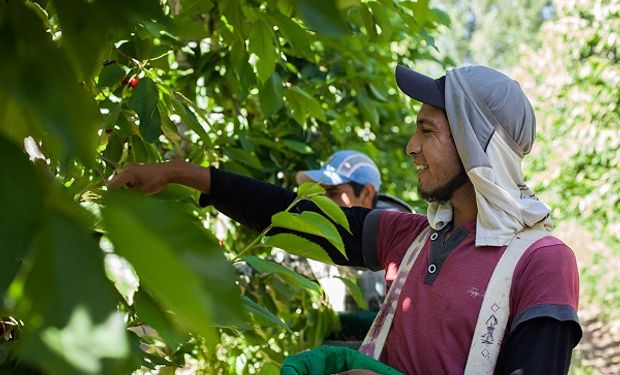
[41,307,129,374]
[16,210,132,374]
[271,211,346,257]
[308,195,351,232]
[297,181,326,198]
[102,192,243,344]
[248,19,277,84]
[264,233,333,264]
[267,12,313,59]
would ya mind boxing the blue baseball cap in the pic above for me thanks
[296,150,381,191]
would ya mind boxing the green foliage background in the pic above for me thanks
[0,0,448,373]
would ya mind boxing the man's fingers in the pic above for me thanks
[108,171,134,190]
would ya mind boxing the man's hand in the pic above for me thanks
[108,159,212,196]
[108,162,172,194]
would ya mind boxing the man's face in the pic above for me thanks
[406,104,469,202]
[323,183,373,208]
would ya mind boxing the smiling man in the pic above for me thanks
[110,64,581,374]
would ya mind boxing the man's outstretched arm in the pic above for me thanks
[108,160,372,266]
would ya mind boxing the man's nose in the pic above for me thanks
[406,131,421,155]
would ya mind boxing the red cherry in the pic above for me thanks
[129,77,139,88]
[121,76,130,86]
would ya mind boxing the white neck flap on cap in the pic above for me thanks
[427,66,551,247]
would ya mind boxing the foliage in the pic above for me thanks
[511,2,619,370]
[513,0,619,247]
[0,0,448,373]
[434,0,550,69]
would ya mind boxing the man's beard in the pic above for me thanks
[418,166,469,203]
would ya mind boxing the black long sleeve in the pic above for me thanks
[495,317,582,375]
[199,167,372,266]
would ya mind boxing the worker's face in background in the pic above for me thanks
[406,104,469,203]
[324,183,374,208]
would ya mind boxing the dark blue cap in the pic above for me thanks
[395,64,446,109]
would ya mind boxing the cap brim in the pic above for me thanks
[395,64,445,109]
[295,170,345,186]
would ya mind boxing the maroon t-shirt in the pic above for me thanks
[361,210,580,374]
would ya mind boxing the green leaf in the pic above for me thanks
[0,136,45,298]
[431,7,451,27]
[103,101,122,129]
[244,256,320,293]
[267,12,313,59]
[128,78,162,143]
[171,97,210,143]
[284,87,326,125]
[16,208,133,374]
[360,3,377,39]
[102,192,243,344]
[368,83,388,102]
[271,212,346,258]
[358,93,379,125]
[51,0,163,79]
[291,87,326,121]
[248,19,277,84]
[98,64,126,88]
[368,1,392,40]
[241,296,291,332]
[259,362,280,375]
[133,290,189,350]
[263,233,333,265]
[103,132,123,165]
[224,148,264,170]
[297,181,326,198]
[309,195,351,233]
[259,72,284,118]
[335,276,369,310]
[129,135,149,162]
[284,88,306,125]
[0,1,100,166]
[281,139,314,154]
[40,308,129,374]
[219,0,245,36]
[297,0,349,37]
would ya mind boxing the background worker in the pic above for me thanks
[296,149,411,313]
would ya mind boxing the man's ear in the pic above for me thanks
[361,184,376,207]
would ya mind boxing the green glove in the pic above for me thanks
[280,346,404,375]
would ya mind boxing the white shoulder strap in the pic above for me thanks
[359,226,431,359]
[464,225,549,375]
